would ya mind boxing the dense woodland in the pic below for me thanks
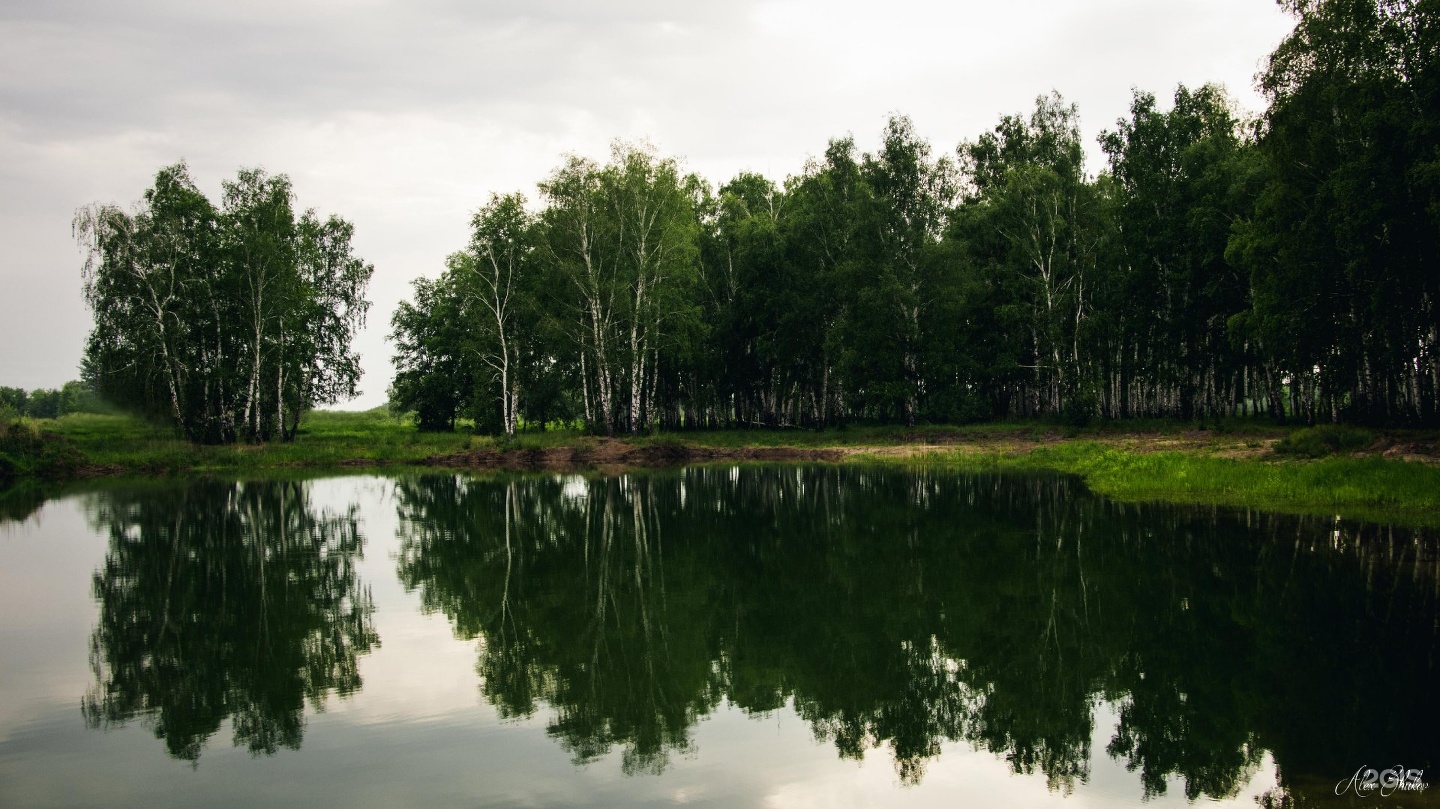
[392,0,1440,434]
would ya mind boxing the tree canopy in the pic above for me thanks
[381,0,1433,432]
[76,163,373,443]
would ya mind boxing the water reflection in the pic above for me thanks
[395,474,718,775]
[394,467,1440,804]
[0,483,45,524]
[81,480,378,761]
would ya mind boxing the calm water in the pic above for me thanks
[1,467,1437,808]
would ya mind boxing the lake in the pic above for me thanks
[0,467,1436,807]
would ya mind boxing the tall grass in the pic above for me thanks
[0,416,84,486]
[1272,424,1373,458]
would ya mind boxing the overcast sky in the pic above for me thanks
[0,0,1295,411]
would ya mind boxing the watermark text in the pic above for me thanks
[1336,766,1427,797]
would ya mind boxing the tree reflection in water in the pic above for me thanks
[82,479,378,762]
[395,466,1440,803]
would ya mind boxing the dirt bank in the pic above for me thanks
[422,438,843,472]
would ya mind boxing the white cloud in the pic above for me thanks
[0,0,1293,407]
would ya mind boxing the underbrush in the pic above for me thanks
[0,416,85,488]
[1272,425,1374,458]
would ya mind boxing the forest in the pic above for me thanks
[391,0,1440,435]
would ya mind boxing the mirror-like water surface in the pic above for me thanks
[0,467,1436,807]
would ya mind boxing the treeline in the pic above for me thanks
[392,0,1440,434]
[0,380,111,420]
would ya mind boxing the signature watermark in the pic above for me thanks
[1336,766,1428,797]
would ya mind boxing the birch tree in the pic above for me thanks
[539,155,620,433]
[76,164,218,437]
[538,143,698,434]
[77,163,372,443]
[459,193,534,436]
[959,93,1100,417]
[857,115,957,425]
[603,143,700,434]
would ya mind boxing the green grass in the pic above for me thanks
[867,441,1440,526]
[42,410,475,473]
[0,417,85,487]
[40,410,604,475]
[8,411,1439,527]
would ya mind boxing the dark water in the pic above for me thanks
[1,467,1437,807]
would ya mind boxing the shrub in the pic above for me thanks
[1273,425,1373,459]
[1060,391,1097,429]
[0,451,16,488]
[0,417,85,488]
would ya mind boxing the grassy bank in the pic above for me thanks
[859,441,1440,527]
[7,410,1439,527]
[0,417,84,488]
[44,410,476,472]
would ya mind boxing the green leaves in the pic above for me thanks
[76,163,373,443]
[1101,84,1255,421]
[955,93,1101,419]
[1239,0,1440,424]
[385,3,1440,431]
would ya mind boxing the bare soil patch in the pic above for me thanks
[829,430,1284,461]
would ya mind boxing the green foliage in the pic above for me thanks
[76,163,372,444]
[1061,389,1097,428]
[0,380,114,419]
[0,416,85,487]
[949,92,1109,421]
[389,6,1439,431]
[1100,84,1259,421]
[389,273,475,431]
[537,142,701,435]
[841,115,957,425]
[1231,0,1440,424]
[0,387,25,414]
[1272,424,1374,458]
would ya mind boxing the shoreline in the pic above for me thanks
[4,412,1439,527]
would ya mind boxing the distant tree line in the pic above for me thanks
[391,0,1439,434]
[0,380,111,420]
[76,164,373,444]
